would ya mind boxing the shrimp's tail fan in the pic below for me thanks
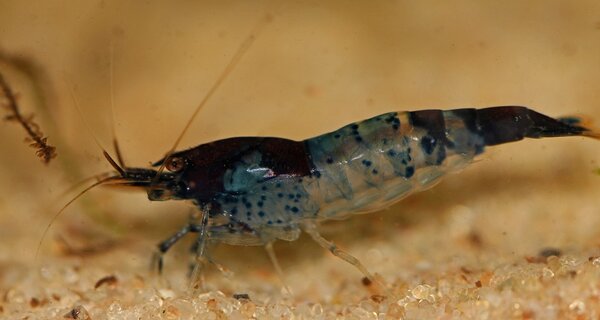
[476,107,600,146]
[557,115,600,140]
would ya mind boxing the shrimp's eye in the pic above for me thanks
[166,157,185,172]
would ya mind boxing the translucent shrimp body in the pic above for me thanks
[304,110,483,221]
[131,106,594,250]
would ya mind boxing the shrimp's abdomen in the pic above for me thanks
[304,109,480,219]
[303,107,593,220]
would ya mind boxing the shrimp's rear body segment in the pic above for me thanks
[112,106,596,281]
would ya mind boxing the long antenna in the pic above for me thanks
[56,171,114,200]
[67,84,124,176]
[35,85,127,256]
[36,80,127,258]
[109,41,126,168]
[155,13,273,176]
[35,176,117,259]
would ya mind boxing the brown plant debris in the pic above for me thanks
[94,275,118,289]
[0,71,56,164]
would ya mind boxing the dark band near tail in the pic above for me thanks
[476,106,598,146]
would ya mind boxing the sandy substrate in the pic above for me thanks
[1,1,600,319]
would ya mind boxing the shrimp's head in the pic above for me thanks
[146,155,189,201]
[122,167,181,201]
[104,152,187,202]
[104,165,180,201]
[106,143,224,203]
[146,148,215,202]
[108,136,312,203]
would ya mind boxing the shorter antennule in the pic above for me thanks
[103,151,125,177]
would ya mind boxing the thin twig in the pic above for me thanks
[0,70,57,164]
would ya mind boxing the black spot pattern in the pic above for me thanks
[409,110,448,166]
[420,135,436,154]
[405,166,415,178]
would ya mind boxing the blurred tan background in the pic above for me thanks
[1,1,600,318]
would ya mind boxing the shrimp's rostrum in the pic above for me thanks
[78,106,599,280]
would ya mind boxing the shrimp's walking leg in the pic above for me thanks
[151,207,209,277]
[188,208,210,289]
[265,242,292,295]
[152,224,197,274]
[302,222,375,282]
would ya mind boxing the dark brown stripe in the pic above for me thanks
[450,108,480,135]
[409,109,448,165]
[475,106,587,146]
[161,137,312,177]
[408,109,448,145]
[475,107,530,145]
[156,137,313,200]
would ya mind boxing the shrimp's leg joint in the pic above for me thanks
[302,222,375,282]
[152,224,198,274]
[303,223,390,294]
[151,207,209,276]
[188,206,211,289]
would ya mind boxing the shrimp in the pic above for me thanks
[39,14,598,288]
[97,106,597,284]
